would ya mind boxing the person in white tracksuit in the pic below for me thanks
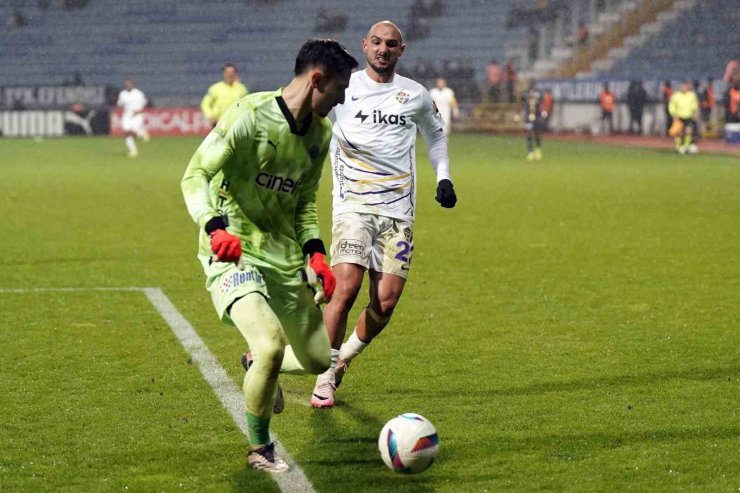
[117,79,150,157]
[429,77,459,136]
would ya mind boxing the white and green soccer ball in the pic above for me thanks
[378,413,439,474]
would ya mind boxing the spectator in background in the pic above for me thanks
[661,80,673,135]
[626,80,647,135]
[200,62,249,126]
[698,78,715,133]
[576,21,589,47]
[541,88,553,131]
[487,59,502,102]
[723,55,738,84]
[315,7,330,31]
[414,0,444,17]
[407,0,443,40]
[315,7,347,33]
[429,77,459,136]
[37,0,50,11]
[725,79,740,123]
[7,9,28,29]
[504,59,517,102]
[599,83,615,135]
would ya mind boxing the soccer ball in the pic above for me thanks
[378,413,439,474]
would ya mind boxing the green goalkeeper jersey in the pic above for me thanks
[182,89,331,274]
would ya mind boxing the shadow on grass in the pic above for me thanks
[400,364,739,399]
[481,425,740,458]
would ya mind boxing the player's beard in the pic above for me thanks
[369,57,396,76]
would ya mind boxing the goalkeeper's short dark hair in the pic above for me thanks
[294,39,358,78]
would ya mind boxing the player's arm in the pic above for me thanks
[200,85,216,120]
[295,140,335,300]
[116,92,123,108]
[181,109,252,262]
[417,89,457,208]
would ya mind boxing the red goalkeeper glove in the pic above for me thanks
[306,252,336,302]
[210,229,241,263]
[302,239,335,304]
[205,217,241,263]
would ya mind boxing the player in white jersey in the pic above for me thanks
[117,79,150,157]
[429,77,459,136]
[311,20,458,407]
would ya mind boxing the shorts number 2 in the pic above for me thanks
[395,241,412,263]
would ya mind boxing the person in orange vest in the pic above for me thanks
[599,83,616,135]
[541,88,554,131]
[725,79,740,123]
[662,80,673,135]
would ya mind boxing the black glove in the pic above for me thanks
[435,179,457,208]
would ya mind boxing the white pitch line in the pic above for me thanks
[0,286,316,493]
[143,287,316,493]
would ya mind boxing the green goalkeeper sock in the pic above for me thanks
[246,412,271,447]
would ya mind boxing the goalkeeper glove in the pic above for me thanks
[303,239,336,304]
[205,217,242,264]
[435,179,457,208]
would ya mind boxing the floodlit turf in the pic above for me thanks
[0,135,738,492]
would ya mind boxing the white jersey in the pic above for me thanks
[429,86,456,131]
[117,88,147,119]
[330,70,445,222]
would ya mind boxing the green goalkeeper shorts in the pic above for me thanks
[198,255,320,328]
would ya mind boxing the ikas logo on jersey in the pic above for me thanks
[354,110,407,126]
[395,91,410,104]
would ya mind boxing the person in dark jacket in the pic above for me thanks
[626,80,647,135]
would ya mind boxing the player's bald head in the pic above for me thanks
[366,21,404,44]
[363,20,405,78]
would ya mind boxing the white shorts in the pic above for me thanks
[122,114,144,133]
[330,212,414,279]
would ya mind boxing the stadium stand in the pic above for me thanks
[605,0,738,80]
[0,0,519,105]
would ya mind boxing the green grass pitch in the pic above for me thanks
[0,134,738,492]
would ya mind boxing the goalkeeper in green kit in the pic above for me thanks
[181,39,357,473]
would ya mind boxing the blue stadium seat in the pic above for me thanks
[0,0,522,102]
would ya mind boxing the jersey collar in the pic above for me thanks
[275,92,312,136]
